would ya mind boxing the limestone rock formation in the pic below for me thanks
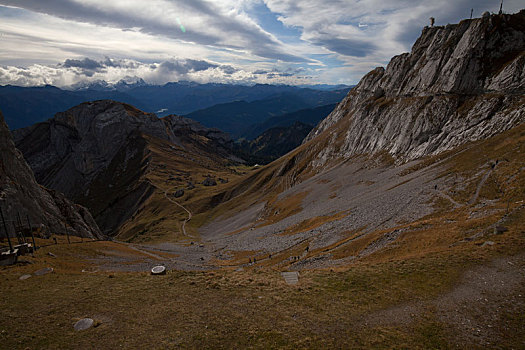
[13,100,241,234]
[0,110,103,239]
[305,11,525,166]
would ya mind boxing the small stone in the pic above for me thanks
[48,252,57,257]
[74,318,94,331]
[19,274,32,280]
[482,241,494,247]
[202,177,217,186]
[494,226,508,234]
[172,189,184,198]
[34,267,53,276]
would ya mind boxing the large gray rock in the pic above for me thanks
[0,111,103,239]
[74,318,94,331]
[305,11,525,166]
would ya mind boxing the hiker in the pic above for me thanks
[53,237,57,244]
[434,184,437,190]
[253,258,256,264]
[430,17,435,27]
[249,258,252,264]
[305,246,309,253]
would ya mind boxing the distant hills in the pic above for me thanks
[184,93,343,139]
[0,81,351,131]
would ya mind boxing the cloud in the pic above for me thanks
[158,59,218,74]
[0,56,314,87]
[220,65,238,75]
[1,1,524,86]
[0,0,305,62]
[62,58,103,70]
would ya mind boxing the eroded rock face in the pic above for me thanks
[305,11,525,165]
[13,101,237,199]
[12,100,240,234]
[0,111,103,239]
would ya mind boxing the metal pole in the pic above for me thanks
[0,206,13,252]
[26,214,37,251]
[64,222,70,244]
[16,211,26,244]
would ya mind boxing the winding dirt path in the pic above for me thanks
[469,164,496,205]
[437,190,462,208]
[163,188,194,238]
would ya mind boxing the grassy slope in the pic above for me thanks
[0,229,523,349]
[115,133,256,243]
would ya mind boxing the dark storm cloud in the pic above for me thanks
[220,65,238,75]
[158,59,218,74]
[62,58,103,70]
[314,38,376,58]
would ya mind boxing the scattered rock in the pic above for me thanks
[218,178,228,184]
[47,252,57,258]
[34,267,53,276]
[19,274,32,280]
[187,182,195,190]
[172,189,184,198]
[151,265,166,275]
[482,241,495,247]
[74,318,94,331]
[494,226,508,234]
[202,177,217,186]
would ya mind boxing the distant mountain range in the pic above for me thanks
[0,81,351,131]
[184,92,343,139]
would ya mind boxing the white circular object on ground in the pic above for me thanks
[151,265,166,275]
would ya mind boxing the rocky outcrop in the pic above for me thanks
[305,11,525,165]
[0,110,103,239]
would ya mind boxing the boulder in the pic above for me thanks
[202,178,217,186]
[172,189,184,198]
[74,318,94,331]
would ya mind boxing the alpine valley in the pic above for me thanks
[1,9,524,349]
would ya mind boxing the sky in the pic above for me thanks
[0,0,522,87]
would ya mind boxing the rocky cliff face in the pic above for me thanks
[0,110,103,239]
[13,100,241,234]
[305,11,525,166]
